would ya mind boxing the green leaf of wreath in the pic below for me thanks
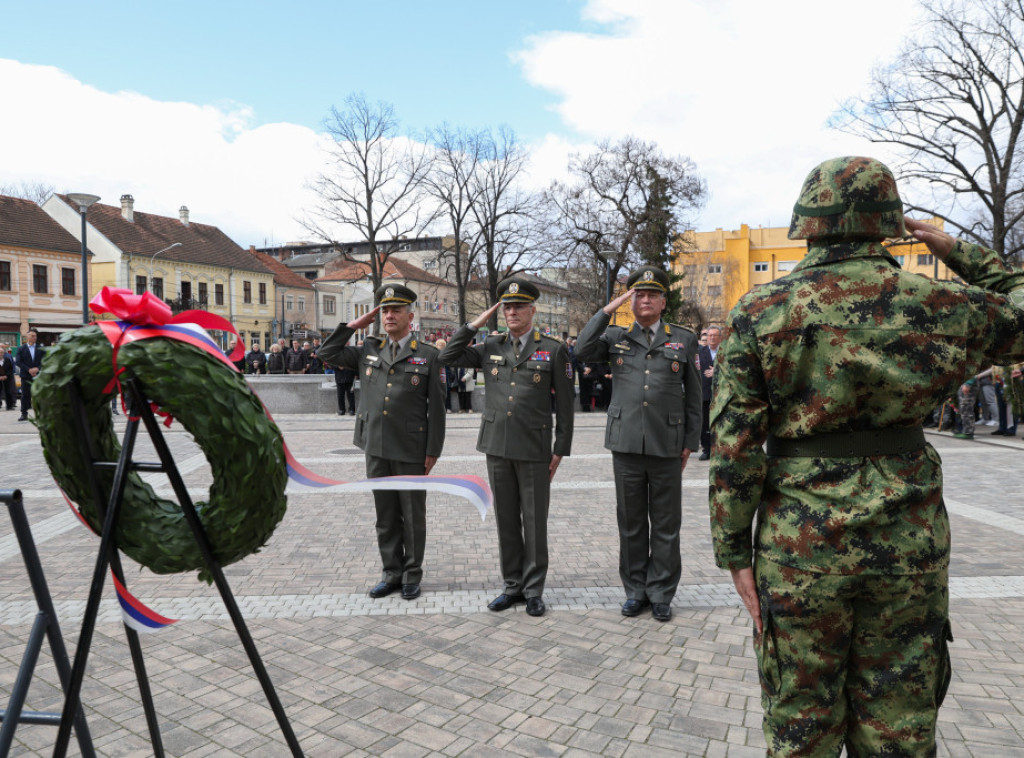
[34,326,288,583]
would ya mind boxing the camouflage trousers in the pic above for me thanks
[958,384,977,435]
[754,558,952,757]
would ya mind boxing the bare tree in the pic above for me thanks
[833,0,1024,258]
[305,94,437,292]
[424,124,484,323]
[673,241,743,330]
[468,127,541,330]
[545,136,707,318]
[0,180,55,204]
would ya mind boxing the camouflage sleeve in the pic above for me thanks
[948,242,1024,373]
[944,240,1024,297]
[708,311,771,571]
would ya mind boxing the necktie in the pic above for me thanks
[514,339,521,358]
[645,328,652,346]
[390,341,398,360]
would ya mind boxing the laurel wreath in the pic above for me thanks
[33,326,288,582]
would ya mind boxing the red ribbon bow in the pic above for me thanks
[89,287,245,423]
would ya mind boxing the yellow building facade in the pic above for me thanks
[675,221,953,324]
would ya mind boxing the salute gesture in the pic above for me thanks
[603,288,635,316]
[469,301,502,330]
[347,305,381,331]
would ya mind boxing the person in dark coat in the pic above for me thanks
[0,342,16,410]
[245,343,267,375]
[334,364,356,415]
[15,329,44,421]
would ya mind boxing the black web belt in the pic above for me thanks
[765,428,926,458]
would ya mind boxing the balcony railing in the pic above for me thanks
[166,297,209,314]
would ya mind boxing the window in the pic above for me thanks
[0,261,10,290]
[181,281,192,300]
[135,275,147,295]
[286,296,294,310]
[61,268,76,296]
[708,264,723,274]
[777,261,798,272]
[152,277,164,299]
[259,282,267,305]
[708,285,723,299]
[215,283,224,305]
[892,255,905,265]
[917,253,935,266]
[323,296,336,315]
[198,281,208,305]
[33,265,47,293]
[298,298,305,312]
[753,262,769,272]
[243,281,252,304]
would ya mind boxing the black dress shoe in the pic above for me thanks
[526,597,545,617]
[621,598,650,617]
[487,593,525,611]
[401,584,421,600]
[698,451,710,461]
[368,581,400,599]
[17,414,28,422]
[651,603,672,622]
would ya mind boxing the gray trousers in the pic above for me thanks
[612,452,682,604]
[485,455,550,598]
[365,455,427,585]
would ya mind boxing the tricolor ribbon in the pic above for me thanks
[63,288,494,630]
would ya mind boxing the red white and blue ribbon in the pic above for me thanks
[61,287,494,630]
[111,573,177,633]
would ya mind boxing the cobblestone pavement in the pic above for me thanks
[2,408,1023,757]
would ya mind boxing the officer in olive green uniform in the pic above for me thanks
[440,276,574,617]
[576,266,702,622]
[710,156,1024,755]
[318,284,445,601]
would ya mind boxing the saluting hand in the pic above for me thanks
[906,218,955,260]
[470,302,502,330]
[347,305,381,331]
[603,288,635,316]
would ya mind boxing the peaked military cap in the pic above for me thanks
[374,283,417,306]
[497,276,540,304]
[627,266,669,292]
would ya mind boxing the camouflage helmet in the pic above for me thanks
[788,156,906,241]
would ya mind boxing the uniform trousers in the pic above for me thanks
[365,455,427,585]
[611,452,681,604]
[755,558,950,757]
[485,455,550,598]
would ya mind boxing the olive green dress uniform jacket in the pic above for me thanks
[440,325,574,461]
[709,240,1024,576]
[575,313,702,455]
[318,326,445,463]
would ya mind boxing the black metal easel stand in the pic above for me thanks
[0,489,95,757]
[52,377,302,757]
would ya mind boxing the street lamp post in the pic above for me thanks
[66,193,100,324]
[148,242,182,295]
[598,249,617,303]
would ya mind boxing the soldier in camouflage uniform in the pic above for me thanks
[709,156,1024,756]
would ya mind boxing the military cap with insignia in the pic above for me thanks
[374,283,417,306]
[496,276,540,304]
[627,266,670,292]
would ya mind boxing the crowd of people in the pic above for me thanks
[925,363,1023,439]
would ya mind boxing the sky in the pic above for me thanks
[0,0,925,248]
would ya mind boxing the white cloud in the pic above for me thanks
[0,58,323,246]
[515,0,924,230]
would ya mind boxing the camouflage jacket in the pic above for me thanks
[709,239,1024,574]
